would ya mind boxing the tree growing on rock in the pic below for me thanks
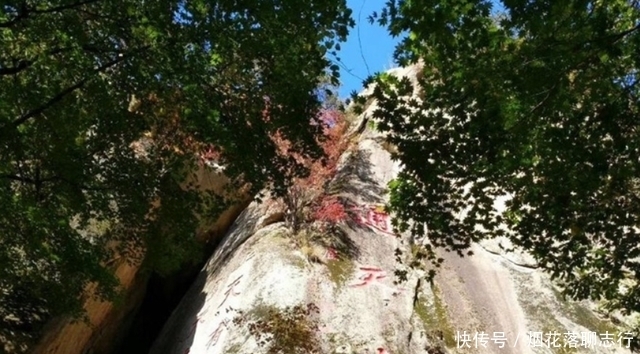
[273,108,350,234]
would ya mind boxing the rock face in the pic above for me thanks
[150,65,635,354]
[29,162,250,354]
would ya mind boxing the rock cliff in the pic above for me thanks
[149,65,637,354]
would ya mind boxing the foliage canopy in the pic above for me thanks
[361,0,640,336]
[0,0,352,347]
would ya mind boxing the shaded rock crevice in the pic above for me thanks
[113,263,203,354]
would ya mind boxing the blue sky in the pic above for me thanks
[335,0,506,98]
[336,0,401,98]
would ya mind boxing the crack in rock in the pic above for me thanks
[407,277,422,348]
[477,243,539,270]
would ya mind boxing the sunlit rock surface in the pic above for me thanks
[151,65,635,354]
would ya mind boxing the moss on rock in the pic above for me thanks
[414,283,456,349]
[326,257,355,290]
[551,287,620,336]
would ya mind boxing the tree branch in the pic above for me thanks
[610,23,640,44]
[0,0,102,28]
[10,78,87,128]
[0,60,33,76]
[529,83,557,114]
[572,22,640,52]
[0,173,61,184]
[0,173,37,184]
[9,53,136,129]
[0,45,131,78]
[0,173,111,191]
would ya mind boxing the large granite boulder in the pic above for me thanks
[150,65,636,354]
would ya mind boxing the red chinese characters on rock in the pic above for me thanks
[349,267,387,288]
[349,266,406,299]
[217,275,243,309]
[207,319,230,348]
[348,203,395,236]
[202,274,244,350]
